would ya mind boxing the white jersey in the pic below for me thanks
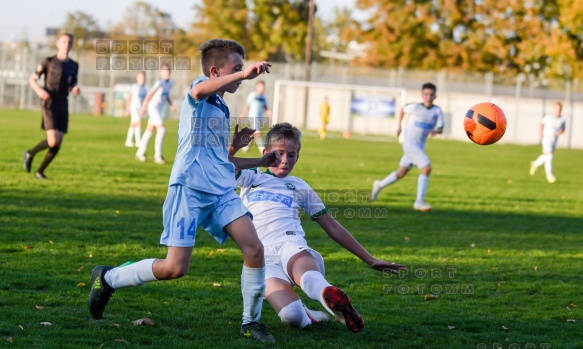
[129,83,147,116]
[541,114,566,141]
[402,103,444,150]
[236,168,327,246]
[148,79,173,113]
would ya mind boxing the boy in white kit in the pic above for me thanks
[370,82,444,211]
[88,39,281,343]
[135,65,176,164]
[124,71,147,147]
[231,122,406,332]
[529,101,566,183]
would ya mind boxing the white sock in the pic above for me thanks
[125,127,134,144]
[241,265,265,325]
[136,129,152,156]
[278,300,311,329]
[154,127,166,159]
[544,154,554,177]
[299,270,332,314]
[379,171,398,188]
[104,259,158,289]
[416,174,429,203]
[255,136,265,154]
[533,154,546,168]
[134,126,142,144]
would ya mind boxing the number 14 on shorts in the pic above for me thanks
[177,217,196,240]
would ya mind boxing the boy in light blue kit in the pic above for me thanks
[88,39,280,343]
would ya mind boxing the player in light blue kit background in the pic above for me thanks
[370,82,444,212]
[125,71,147,147]
[239,80,272,153]
[88,39,280,343]
[135,64,176,164]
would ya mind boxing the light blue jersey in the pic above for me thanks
[246,91,268,118]
[168,76,236,194]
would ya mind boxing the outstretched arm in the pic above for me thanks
[229,150,280,170]
[191,61,272,101]
[315,213,406,274]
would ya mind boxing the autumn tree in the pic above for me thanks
[61,11,101,51]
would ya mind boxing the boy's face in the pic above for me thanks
[136,73,145,85]
[263,138,300,178]
[256,82,265,94]
[160,68,171,81]
[214,52,244,94]
[553,104,562,117]
[56,35,73,55]
[421,88,436,106]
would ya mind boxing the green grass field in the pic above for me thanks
[1,109,582,349]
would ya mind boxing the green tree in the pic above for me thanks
[61,11,101,51]
[111,1,177,39]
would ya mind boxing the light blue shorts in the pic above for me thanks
[160,185,250,247]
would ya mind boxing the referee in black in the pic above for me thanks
[24,32,80,179]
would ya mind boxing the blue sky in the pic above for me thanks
[0,0,357,42]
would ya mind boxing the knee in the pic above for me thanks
[244,241,264,262]
[422,166,432,176]
[47,139,59,148]
[155,263,188,280]
[278,302,308,329]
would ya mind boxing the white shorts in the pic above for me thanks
[264,238,325,285]
[240,117,269,131]
[399,145,430,169]
[542,137,557,154]
[130,107,142,123]
[147,107,164,126]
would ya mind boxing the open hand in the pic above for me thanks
[231,124,256,150]
[259,150,281,168]
[71,85,80,96]
[242,61,272,80]
[368,259,406,275]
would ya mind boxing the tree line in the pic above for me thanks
[59,0,583,79]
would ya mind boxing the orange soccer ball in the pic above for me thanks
[464,102,507,145]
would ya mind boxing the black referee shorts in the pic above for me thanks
[41,97,69,133]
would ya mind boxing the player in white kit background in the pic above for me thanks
[125,71,147,148]
[370,82,444,211]
[529,101,566,183]
[135,65,176,164]
[239,80,272,154]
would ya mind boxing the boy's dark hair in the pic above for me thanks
[199,39,245,77]
[421,82,436,92]
[265,123,302,151]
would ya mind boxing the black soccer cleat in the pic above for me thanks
[88,266,115,320]
[240,322,276,343]
[23,151,32,173]
[34,172,48,180]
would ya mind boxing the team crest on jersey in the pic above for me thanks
[285,183,296,190]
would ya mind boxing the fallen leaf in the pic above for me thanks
[163,302,169,305]
[98,344,104,349]
[534,266,538,271]
[23,246,30,250]
[487,249,491,253]
[49,240,53,245]
[567,319,576,323]
[113,323,121,328]
[7,337,13,343]
[569,303,578,308]
[502,326,509,330]
[448,325,456,330]
[18,325,24,330]
[35,305,45,310]
[76,283,86,287]
[115,339,130,344]
[424,294,439,300]
[213,283,221,287]
[115,210,120,214]
[216,249,226,253]
[470,243,475,248]
[88,253,93,258]
[39,322,52,326]
[208,250,214,257]
[77,265,84,272]
[566,306,571,310]
[132,318,155,326]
